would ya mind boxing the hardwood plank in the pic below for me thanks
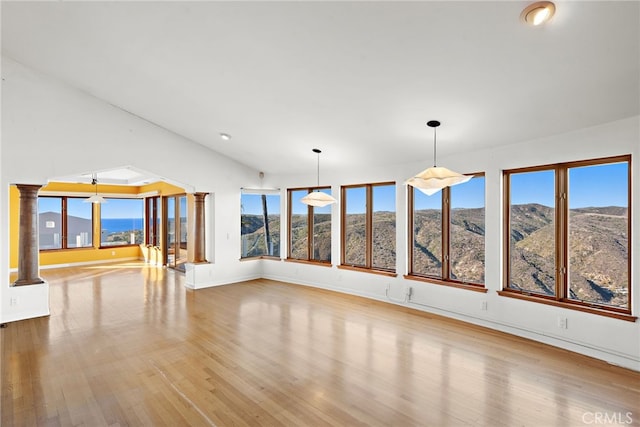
[2,261,639,426]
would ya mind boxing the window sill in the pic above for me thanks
[404,274,488,293]
[40,247,96,252]
[240,256,282,261]
[497,290,637,322]
[99,244,140,249]
[284,258,332,267]
[338,265,397,277]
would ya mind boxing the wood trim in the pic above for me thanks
[338,264,397,277]
[284,258,332,267]
[503,155,632,314]
[404,274,488,293]
[497,290,637,322]
[240,255,282,262]
[407,185,416,275]
[502,172,511,292]
[442,187,450,280]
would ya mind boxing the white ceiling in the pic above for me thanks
[51,166,163,187]
[2,1,639,180]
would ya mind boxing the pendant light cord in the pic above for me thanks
[433,126,437,167]
[316,151,320,186]
[427,120,441,167]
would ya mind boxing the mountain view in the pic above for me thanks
[509,204,628,308]
[242,203,628,308]
[413,207,486,284]
[241,214,281,257]
[344,211,396,270]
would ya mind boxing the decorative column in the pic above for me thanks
[13,184,45,286]
[192,192,208,263]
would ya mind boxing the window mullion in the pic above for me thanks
[556,167,568,300]
[442,188,451,280]
[308,194,314,261]
[366,185,373,269]
[61,197,68,249]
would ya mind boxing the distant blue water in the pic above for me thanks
[101,218,143,233]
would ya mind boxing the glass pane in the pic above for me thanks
[568,162,628,308]
[344,187,366,266]
[412,188,442,277]
[290,190,309,259]
[146,198,154,245]
[264,194,280,257]
[312,189,332,262]
[177,196,188,266]
[508,170,555,295]
[146,197,160,246]
[241,193,280,258]
[372,184,396,271]
[167,197,176,265]
[100,199,144,246]
[66,198,93,248]
[450,176,485,284]
[38,197,62,249]
[155,197,162,247]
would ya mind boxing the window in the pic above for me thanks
[288,187,332,263]
[100,198,144,247]
[38,196,93,250]
[503,155,632,318]
[241,190,280,258]
[145,196,162,246]
[408,174,485,289]
[341,182,396,273]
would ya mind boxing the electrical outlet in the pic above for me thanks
[9,297,17,306]
[481,301,488,311]
[111,251,116,256]
[557,317,568,329]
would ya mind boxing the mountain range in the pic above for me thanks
[241,203,628,308]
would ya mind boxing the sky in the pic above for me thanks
[510,162,628,208]
[242,194,281,215]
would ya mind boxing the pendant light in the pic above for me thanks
[84,173,107,204]
[406,120,472,196]
[300,148,337,207]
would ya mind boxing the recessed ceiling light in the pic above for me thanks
[521,1,555,26]
[219,133,231,141]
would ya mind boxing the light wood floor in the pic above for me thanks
[2,262,639,426]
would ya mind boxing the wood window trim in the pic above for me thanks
[503,154,632,316]
[404,274,488,293]
[287,186,332,263]
[38,196,95,250]
[408,173,486,288]
[240,255,282,262]
[240,192,281,259]
[284,258,332,267]
[339,264,397,277]
[497,290,637,322]
[340,182,396,273]
[145,196,160,247]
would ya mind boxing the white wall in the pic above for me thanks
[0,57,263,323]
[263,116,640,371]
